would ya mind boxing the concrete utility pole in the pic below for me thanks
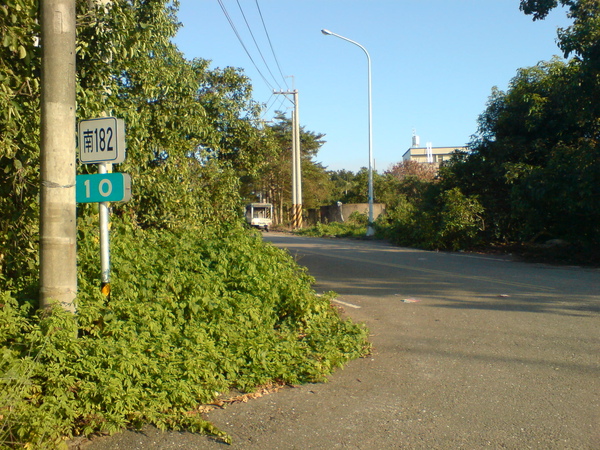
[292,90,302,228]
[39,0,77,312]
[274,89,302,229]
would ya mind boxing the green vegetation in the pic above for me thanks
[295,212,368,239]
[250,112,332,225]
[375,181,485,252]
[437,0,600,254]
[300,166,486,252]
[1,221,368,448]
[322,1,600,259]
[0,1,369,448]
[1,0,598,445]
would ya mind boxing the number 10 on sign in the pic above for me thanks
[76,173,132,203]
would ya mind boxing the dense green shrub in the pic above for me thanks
[0,219,370,448]
[0,2,371,447]
[295,211,369,238]
[376,187,484,251]
[440,55,600,246]
[438,188,485,251]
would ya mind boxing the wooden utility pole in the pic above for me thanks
[39,0,77,312]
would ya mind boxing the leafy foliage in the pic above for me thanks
[440,55,599,245]
[295,211,369,238]
[0,1,371,448]
[322,164,485,250]
[520,0,600,66]
[249,112,328,225]
[0,0,42,287]
[1,0,273,281]
[371,1,600,253]
[1,220,370,448]
[330,167,388,205]
[428,1,600,249]
[375,177,485,251]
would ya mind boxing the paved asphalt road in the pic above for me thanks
[83,233,599,449]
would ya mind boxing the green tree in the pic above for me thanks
[302,161,334,209]
[520,0,600,66]
[329,169,357,202]
[377,1,600,251]
[334,167,386,205]
[251,112,327,224]
[76,2,263,229]
[1,0,271,287]
[0,3,371,447]
[0,0,43,288]
[441,15,599,245]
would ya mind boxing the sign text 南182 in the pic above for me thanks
[78,117,125,164]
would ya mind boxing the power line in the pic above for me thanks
[235,0,282,90]
[261,93,289,119]
[216,0,292,119]
[261,94,277,118]
[216,0,275,91]
[255,0,289,90]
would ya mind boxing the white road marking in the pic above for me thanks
[331,298,362,309]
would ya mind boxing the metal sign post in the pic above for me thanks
[99,163,111,296]
[77,117,130,297]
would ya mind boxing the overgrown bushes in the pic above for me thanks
[295,191,485,252]
[0,219,370,448]
[0,2,371,447]
[376,186,484,251]
[294,211,368,238]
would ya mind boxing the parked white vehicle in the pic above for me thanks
[245,203,273,231]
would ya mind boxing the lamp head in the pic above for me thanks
[321,29,333,35]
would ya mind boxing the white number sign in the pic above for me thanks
[78,117,126,164]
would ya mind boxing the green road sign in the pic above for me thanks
[76,173,132,203]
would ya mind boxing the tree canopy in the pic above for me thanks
[247,112,329,223]
[520,0,600,65]
[439,1,600,246]
[0,0,282,286]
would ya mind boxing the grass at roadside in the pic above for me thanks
[294,212,368,239]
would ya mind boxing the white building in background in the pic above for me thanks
[402,133,468,167]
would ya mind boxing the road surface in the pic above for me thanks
[84,233,599,449]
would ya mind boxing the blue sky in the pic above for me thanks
[173,1,571,173]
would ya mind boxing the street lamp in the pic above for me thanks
[321,29,375,236]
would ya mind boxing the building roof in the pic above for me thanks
[402,146,468,160]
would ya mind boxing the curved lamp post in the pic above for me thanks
[321,29,375,236]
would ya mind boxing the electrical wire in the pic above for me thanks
[255,0,289,90]
[216,0,275,91]
[261,94,277,117]
[236,0,282,90]
[275,95,289,115]
[216,0,293,121]
[261,94,288,119]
